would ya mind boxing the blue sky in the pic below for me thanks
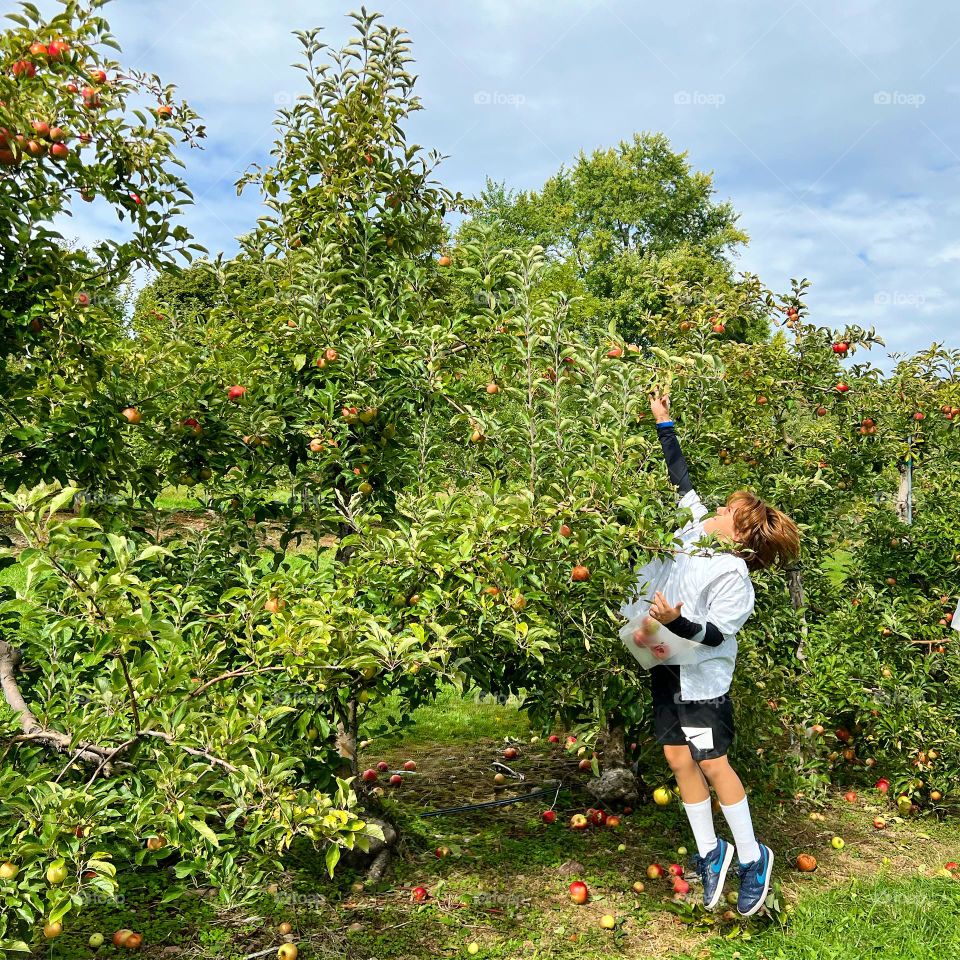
[42,0,960,362]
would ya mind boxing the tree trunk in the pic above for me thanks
[896,458,913,525]
[585,713,638,806]
[597,716,627,767]
[335,696,359,779]
[787,568,805,611]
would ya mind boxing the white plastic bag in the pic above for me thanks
[619,609,701,669]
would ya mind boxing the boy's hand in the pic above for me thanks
[649,591,683,625]
[650,393,672,424]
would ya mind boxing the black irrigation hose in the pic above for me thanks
[419,780,564,818]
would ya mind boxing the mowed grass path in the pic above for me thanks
[348,687,960,960]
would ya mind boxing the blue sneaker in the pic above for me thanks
[693,838,735,910]
[737,843,774,917]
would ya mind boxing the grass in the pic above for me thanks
[13,686,960,959]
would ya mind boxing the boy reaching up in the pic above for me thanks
[622,392,800,916]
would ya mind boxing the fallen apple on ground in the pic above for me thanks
[632,880,645,893]
[599,914,616,930]
[541,810,557,824]
[411,886,428,902]
[569,814,588,830]
[646,863,664,879]
[568,880,589,904]
[796,854,817,872]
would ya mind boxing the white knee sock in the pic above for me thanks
[721,796,761,864]
[682,797,718,858]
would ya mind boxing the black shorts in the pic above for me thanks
[652,686,735,761]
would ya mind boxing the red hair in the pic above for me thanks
[727,490,800,571]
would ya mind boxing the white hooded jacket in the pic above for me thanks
[620,489,756,701]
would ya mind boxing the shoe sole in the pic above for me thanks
[704,842,735,911]
[738,847,774,917]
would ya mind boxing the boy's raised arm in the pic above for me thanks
[650,393,694,495]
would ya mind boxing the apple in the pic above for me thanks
[565,736,577,747]
[712,322,726,334]
[146,836,166,851]
[403,760,417,771]
[672,878,690,895]
[485,382,500,394]
[873,817,887,830]
[31,119,50,138]
[568,880,589,904]
[677,846,687,857]
[571,564,591,582]
[46,863,67,885]
[91,68,108,82]
[227,385,247,401]
[113,930,134,947]
[815,406,828,417]
[469,429,484,444]
[796,853,817,872]
[503,747,519,760]
[12,60,37,78]
[831,836,845,850]
[389,774,402,787]
[559,523,572,537]
[0,862,19,880]
[50,142,69,159]
[617,842,627,852]
[541,810,556,824]
[651,786,673,807]
[361,768,378,783]
[438,255,452,267]
[931,791,942,802]
[679,320,692,331]
[833,342,849,354]
[632,880,645,893]
[411,886,428,902]
[121,406,142,424]
[509,593,526,610]
[599,914,615,930]
[606,346,623,359]
[43,921,63,939]
[606,815,621,828]
[945,862,959,872]
[264,597,286,614]
[586,808,606,827]
[278,921,293,935]
[376,761,390,773]
[667,863,684,877]
[756,395,768,405]
[435,845,451,859]
[578,758,592,772]
[466,943,479,956]
[875,777,890,794]
[646,863,664,879]
[359,481,373,495]
[548,735,560,744]
[569,814,588,830]
[277,946,298,960]
[29,41,48,57]
[835,382,850,393]
[493,772,507,786]
[26,139,46,157]
[843,791,857,803]
[89,933,105,948]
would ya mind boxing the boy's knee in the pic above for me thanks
[697,756,730,779]
[663,745,697,773]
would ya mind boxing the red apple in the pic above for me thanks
[435,846,450,859]
[541,810,557,824]
[548,735,560,744]
[388,774,402,787]
[568,880,589,904]
[875,777,890,794]
[361,768,378,783]
[571,564,591,582]
[646,863,664,879]
[843,790,857,803]
[672,878,690,895]
[668,863,684,877]
[578,758,593,772]
[403,760,417,771]
[411,886,428,903]
[376,761,389,772]
[605,815,621,828]
[90,69,107,83]
[835,382,850,393]
[873,817,887,829]
[227,385,247,401]
[48,40,71,60]
[569,814,588,830]
[832,342,849,354]
[50,142,69,159]
[503,747,519,760]
[12,60,37,79]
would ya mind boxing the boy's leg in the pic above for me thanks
[663,745,717,857]
[698,756,760,864]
